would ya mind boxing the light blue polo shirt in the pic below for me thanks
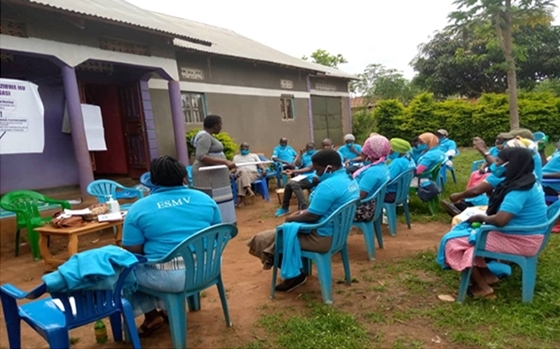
[417,148,446,172]
[533,153,543,182]
[123,186,222,259]
[307,170,359,237]
[411,147,423,164]
[499,183,547,233]
[489,146,500,157]
[272,145,297,163]
[542,154,560,191]
[438,138,458,157]
[387,155,416,193]
[338,144,363,162]
[355,163,390,197]
[301,151,316,168]
[484,174,505,188]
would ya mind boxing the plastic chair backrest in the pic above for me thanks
[152,224,238,293]
[87,180,143,203]
[471,160,485,172]
[389,169,416,204]
[533,132,546,142]
[361,182,389,223]
[0,190,70,222]
[139,172,156,189]
[538,200,560,254]
[327,199,360,252]
[187,166,193,186]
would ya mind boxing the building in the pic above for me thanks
[0,0,355,196]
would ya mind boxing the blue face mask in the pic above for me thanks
[306,150,315,155]
[416,144,428,152]
[240,149,249,155]
[489,163,508,177]
[317,166,334,182]
[346,142,354,148]
[387,152,399,161]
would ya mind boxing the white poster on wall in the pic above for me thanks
[0,78,45,154]
[81,104,107,151]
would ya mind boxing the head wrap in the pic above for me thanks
[499,128,534,141]
[487,148,535,215]
[437,129,449,137]
[344,134,356,142]
[504,137,537,155]
[352,135,390,178]
[390,138,412,154]
[418,133,439,150]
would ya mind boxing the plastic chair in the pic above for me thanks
[186,166,193,187]
[457,201,560,303]
[352,183,388,260]
[440,164,457,186]
[270,199,359,304]
[252,178,270,202]
[138,224,238,349]
[0,190,70,259]
[543,179,560,204]
[471,160,485,172]
[257,155,282,188]
[411,164,442,215]
[384,169,416,237]
[0,255,145,349]
[533,131,546,142]
[139,172,156,190]
[87,180,144,210]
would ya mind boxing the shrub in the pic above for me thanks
[185,128,239,161]
[352,109,376,143]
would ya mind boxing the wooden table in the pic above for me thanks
[34,220,123,271]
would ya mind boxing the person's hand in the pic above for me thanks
[344,160,351,167]
[466,214,486,224]
[283,169,293,176]
[226,161,237,170]
[350,146,360,155]
[472,137,487,152]
[299,148,305,155]
[261,169,267,177]
[312,176,319,184]
[449,192,462,203]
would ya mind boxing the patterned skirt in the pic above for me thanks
[192,160,236,224]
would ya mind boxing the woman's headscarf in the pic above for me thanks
[418,132,439,150]
[352,135,391,178]
[486,148,536,215]
[390,138,412,154]
[504,136,537,155]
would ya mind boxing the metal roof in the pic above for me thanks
[152,12,357,80]
[26,0,211,45]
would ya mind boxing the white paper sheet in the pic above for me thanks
[81,104,107,151]
[64,208,92,215]
[456,207,487,223]
[290,174,308,182]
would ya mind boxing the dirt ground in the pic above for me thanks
[0,197,450,349]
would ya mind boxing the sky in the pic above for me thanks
[127,0,560,79]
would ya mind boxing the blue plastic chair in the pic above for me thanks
[543,179,560,204]
[258,155,283,188]
[533,131,546,142]
[0,255,145,349]
[138,224,238,349]
[252,178,270,202]
[352,183,388,260]
[139,172,156,191]
[457,201,560,303]
[384,169,416,237]
[186,166,193,186]
[270,199,359,304]
[87,180,144,210]
[471,160,486,172]
[440,164,457,186]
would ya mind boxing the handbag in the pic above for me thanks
[417,179,441,202]
[50,212,85,228]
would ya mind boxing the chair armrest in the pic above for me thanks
[42,197,71,210]
[542,178,560,183]
[474,223,548,251]
[0,283,47,300]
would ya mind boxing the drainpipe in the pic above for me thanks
[306,75,314,143]
[61,65,94,197]
[168,80,189,165]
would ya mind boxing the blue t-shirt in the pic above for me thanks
[272,145,297,163]
[438,138,458,157]
[338,144,363,163]
[417,148,446,172]
[484,174,505,188]
[411,147,423,164]
[489,146,500,157]
[499,183,547,233]
[355,163,390,197]
[307,170,359,237]
[300,151,316,168]
[387,155,416,193]
[123,186,222,259]
[542,153,560,191]
[533,153,543,183]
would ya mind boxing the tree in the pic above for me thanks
[302,49,347,68]
[351,64,419,104]
[448,0,555,129]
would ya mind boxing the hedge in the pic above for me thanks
[185,128,239,161]
[354,92,560,146]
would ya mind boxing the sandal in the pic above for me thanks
[158,310,169,324]
[138,317,165,338]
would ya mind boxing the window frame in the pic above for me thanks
[280,94,295,121]
[181,91,208,124]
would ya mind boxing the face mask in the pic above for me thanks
[346,143,354,148]
[280,145,287,149]
[387,152,399,160]
[489,162,508,178]
[240,149,249,155]
[306,150,315,155]
[416,144,428,152]
[317,165,334,182]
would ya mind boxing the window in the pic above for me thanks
[280,95,295,120]
[181,92,207,123]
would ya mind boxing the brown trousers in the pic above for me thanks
[236,169,261,196]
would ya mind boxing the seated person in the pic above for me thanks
[247,149,359,292]
[272,137,298,170]
[294,142,317,169]
[542,139,560,196]
[338,134,363,164]
[436,129,458,167]
[437,148,547,298]
[410,136,424,164]
[386,138,416,203]
[411,132,447,187]
[275,139,336,217]
[122,156,222,337]
[352,134,391,222]
[233,142,267,208]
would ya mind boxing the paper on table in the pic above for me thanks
[64,208,92,215]
[290,174,307,182]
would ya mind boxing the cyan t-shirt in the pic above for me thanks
[387,156,416,193]
[417,148,446,172]
[499,183,548,233]
[272,145,297,163]
[533,153,543,182]
[542,154,560,191]
[484,173,505,188]
[438,138,458,157]
[355,163,390,197]
[307,170,359,237]
[411,147,423,164]
[300,151,317,180]
[338,144,363,163]
[489,146,500,157]
[123,186,222,259]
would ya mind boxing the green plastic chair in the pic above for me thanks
[410,164,442,215]
[0,190,70,259]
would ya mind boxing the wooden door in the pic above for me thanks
[77,82,97,171]
[118,84,149,178]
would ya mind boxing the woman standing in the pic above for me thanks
[192,115,237,224]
